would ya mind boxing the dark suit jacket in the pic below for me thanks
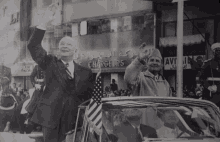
[27,27,94,133]
[113,121,157,142]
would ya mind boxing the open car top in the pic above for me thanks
[75,97,220,142]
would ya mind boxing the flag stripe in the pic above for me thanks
[95,113,102,125]
[89,99,96,109]
[91,107,102,122]
[88,100,97,114]
[88,103,100,118]
[95,117,102,127]
[97,121,102,129]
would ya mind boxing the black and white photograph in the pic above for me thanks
[0,0,220,142]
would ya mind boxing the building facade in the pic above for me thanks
[30,0,155,91]
[0,0,29,89]
[154,1,219,92]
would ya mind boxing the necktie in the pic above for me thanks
[135,127,144,142]
[65,63,72,79]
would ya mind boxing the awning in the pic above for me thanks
[159,34,205,47]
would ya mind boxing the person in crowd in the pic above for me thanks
[113,90,120,97]
[188,56,204,90]
[19,87,35,134]
[27,3,94,142]
[17,83,22,92]
[25,64,46,125]
[104,86,115,97]
[110,79,118,92]
[6,90,27,133]
[0,63,12,96]
[124,43,172,129]
[170,87,176,97]
[199,43,220,107]
[113,108,158,142]
[10,83,18,94]
[195,84,203,99]
[157,110,189,138]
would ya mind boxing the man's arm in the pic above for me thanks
[27,28,53,70]
[124,57,145,90]
[30,65,37,86]
[80,70,94,102]
[199,62,210,89]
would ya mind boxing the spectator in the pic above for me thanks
[10,83,18,94]
[113,108,158,142]
[157,110,189,138]
[104,86,115,97]
[110,79,118,92]
[17,83,22,92]
[170,87,176,97]
[113,90,120,97]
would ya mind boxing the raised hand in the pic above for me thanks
[138,42,153,61]
[39,2,59,26]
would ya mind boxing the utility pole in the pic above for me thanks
[172,0,187,97]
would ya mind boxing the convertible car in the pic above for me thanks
[68,96,220,142]
[1,96,220,142]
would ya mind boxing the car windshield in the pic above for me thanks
[98,101,220,141]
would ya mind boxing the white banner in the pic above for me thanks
[164,55,205,70]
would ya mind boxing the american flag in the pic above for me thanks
[86,73,103,135]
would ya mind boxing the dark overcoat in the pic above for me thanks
[27,27,94,134]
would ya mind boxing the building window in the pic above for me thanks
[87,20,101,35]
[193,19,206,34]
[164,22,176,37]
[132,15,145,31]
[183,20,193,36]
[100,19,111,33]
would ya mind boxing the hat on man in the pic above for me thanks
[211,43,220,51]
[148,49,162,60]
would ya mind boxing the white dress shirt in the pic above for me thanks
[61,60,74,78]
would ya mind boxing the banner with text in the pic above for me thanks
[164,55,205,70]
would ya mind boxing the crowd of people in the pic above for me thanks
[103,80,132,98]
[2,83,42,134]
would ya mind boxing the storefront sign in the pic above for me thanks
[21,65,33,72]
[74,47,154,70]
[164,55,205,70]
[88,59,125,69]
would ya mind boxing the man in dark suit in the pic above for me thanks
[27,3,94,142]
[113,108,157,142]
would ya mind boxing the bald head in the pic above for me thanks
[58,36,78,57]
